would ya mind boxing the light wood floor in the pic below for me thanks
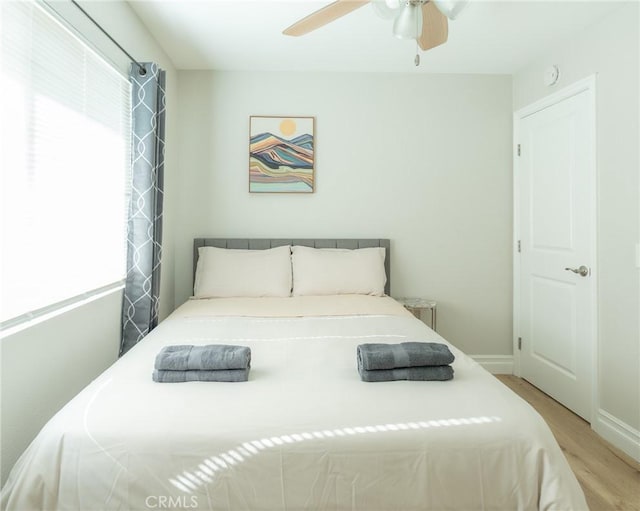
[496,375,640,511]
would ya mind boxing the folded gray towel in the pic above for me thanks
[155,344,251,371]
[357,342,454,371]
[358,365,454,383]
[152,368,249,383]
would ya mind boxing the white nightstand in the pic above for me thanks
[394,297,437,331]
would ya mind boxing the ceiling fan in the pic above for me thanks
[283,0,469,64]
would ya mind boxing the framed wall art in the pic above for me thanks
[249,116,315,193]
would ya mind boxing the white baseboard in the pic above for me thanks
[470,355,514,374]
[593,409,640,462]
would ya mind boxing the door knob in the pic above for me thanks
[564,265,589,277]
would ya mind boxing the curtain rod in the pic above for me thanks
[70,0,147,75]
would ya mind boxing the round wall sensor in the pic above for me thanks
[544,65,559,86]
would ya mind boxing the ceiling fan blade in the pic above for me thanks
[417,1,448,51]
[283,0,370,37]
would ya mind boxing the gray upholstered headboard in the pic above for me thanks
[193,238,391,295]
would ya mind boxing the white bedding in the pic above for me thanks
[1,296,587,511]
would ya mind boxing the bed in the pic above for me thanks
[1,239,587,511]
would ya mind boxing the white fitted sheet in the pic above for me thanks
[1,296,587,510]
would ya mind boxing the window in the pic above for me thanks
[0,1,132,326]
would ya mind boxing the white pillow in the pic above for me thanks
[291,246,387,296]
[194,245,292,298]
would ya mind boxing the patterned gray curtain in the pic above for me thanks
[120,62,166,356]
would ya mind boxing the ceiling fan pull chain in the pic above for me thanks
[414,2,421,66]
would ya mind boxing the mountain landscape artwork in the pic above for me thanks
[249,116,315,193]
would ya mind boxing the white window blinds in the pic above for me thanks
[0,1,132,326]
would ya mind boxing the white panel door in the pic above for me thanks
[517,83,596,421]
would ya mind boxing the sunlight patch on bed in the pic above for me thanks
[168,416,503,493]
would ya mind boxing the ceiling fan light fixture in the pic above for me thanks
[432,0,469,20]
[392,2,423,40]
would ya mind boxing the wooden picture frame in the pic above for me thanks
[249,116,315,193]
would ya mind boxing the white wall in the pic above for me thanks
[0,0,178,485]
[513,2,640,460]
[175,71,513,364]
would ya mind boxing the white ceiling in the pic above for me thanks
[128,0,626,74]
